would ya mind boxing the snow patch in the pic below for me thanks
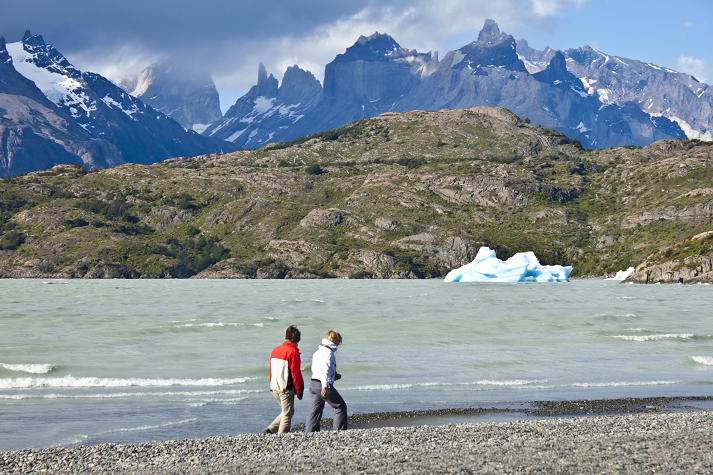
[653,115,712,141]
[192,123,210,134]
[253,96,275,114]
[596,88,613,103]
[226,128,247,142]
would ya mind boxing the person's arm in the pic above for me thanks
[290,350,304,399]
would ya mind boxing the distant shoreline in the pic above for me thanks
[3,396,713,474]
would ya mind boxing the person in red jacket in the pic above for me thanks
[264,325,304,434]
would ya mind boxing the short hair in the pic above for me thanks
[324,330,342,346]
[285,325,301,344]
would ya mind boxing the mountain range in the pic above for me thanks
[2,21,711,178]
[204,20,709,152]
[0,31,235,178]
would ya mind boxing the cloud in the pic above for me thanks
[530,0,588,17]
[677,55,711,83]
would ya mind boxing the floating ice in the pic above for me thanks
[444,247,572,283]
[605,267,635,281]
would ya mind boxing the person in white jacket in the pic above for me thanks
[305,330,347,432]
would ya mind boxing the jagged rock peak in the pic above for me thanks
[22,31,46,47]
[253,62,278,98]
[278,64,322,102]
[258,62,268,84]
[533,50,576,84]
[545,51,567,76]
[333,32,422,63]
[455,19,527,72]
[477,19,503,43]
[0,36,8,64]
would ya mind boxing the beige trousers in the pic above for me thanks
[267,391,295,434]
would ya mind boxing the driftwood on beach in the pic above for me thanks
[2,409,712,474]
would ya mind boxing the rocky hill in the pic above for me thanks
[1,106,711,283]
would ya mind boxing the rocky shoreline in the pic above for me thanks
[3,397,713,474]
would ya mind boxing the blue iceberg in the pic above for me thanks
[444,247,572,283]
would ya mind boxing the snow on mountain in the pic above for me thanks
[129,59,223,131]
[203,62,322,148]
[209,21,686,151]
[517,41,713,141]
[2,31,235,172]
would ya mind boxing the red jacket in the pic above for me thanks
[269,341,304,398]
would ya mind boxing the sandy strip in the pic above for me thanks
[2,408,713,474]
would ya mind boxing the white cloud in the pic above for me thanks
[530,0,588,17]
[677,55,711,84]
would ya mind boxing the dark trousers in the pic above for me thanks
[305,379,347,432]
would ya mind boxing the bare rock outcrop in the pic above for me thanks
[300,208,346,228]
[623,255,713,284]
[435,237,481,270]
[266,240,333,268]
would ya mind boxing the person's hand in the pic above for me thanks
[321,387,327,397]
[297,394,303,400]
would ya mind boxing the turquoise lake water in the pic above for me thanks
[1,279,711,451]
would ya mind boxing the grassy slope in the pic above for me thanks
[1,106,712,280]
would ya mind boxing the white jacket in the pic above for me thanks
[311,339,338,388]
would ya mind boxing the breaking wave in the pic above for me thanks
[691,356,713,366]
[613,334,694,341]
[348,379,547,391]
[1,363,56,374]
[0,376,257,390]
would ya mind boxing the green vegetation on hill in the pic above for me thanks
[1,106,711,281]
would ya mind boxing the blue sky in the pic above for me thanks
[1,0,710,113]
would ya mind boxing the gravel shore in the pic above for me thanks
[3,403,713,474]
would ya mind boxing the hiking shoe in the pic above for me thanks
[262,428,272,435]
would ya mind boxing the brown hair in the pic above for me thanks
[285,325,301,344]
[324,330,342,346]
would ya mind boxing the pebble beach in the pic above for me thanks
[3,398,713,474]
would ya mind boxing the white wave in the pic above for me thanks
[613,334,693,341]
[691,356,713,366]
[1,363,56,374]
[0,389,263,400]
[0,375,258,389]
[97,418,197,435]
[252,323,264,327]
[178,322,241,327]
[570,380,679,388]
[348,379,546,391]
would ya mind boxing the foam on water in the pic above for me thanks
[97,418,197,435]
[569,380,680,388]
[1,363,56,374]
[348,379,547,391]
[0,376,257,389]
[613,334,694,341]
[0,389,263,400]
[177,322,242,327]
[691,356,713,366]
